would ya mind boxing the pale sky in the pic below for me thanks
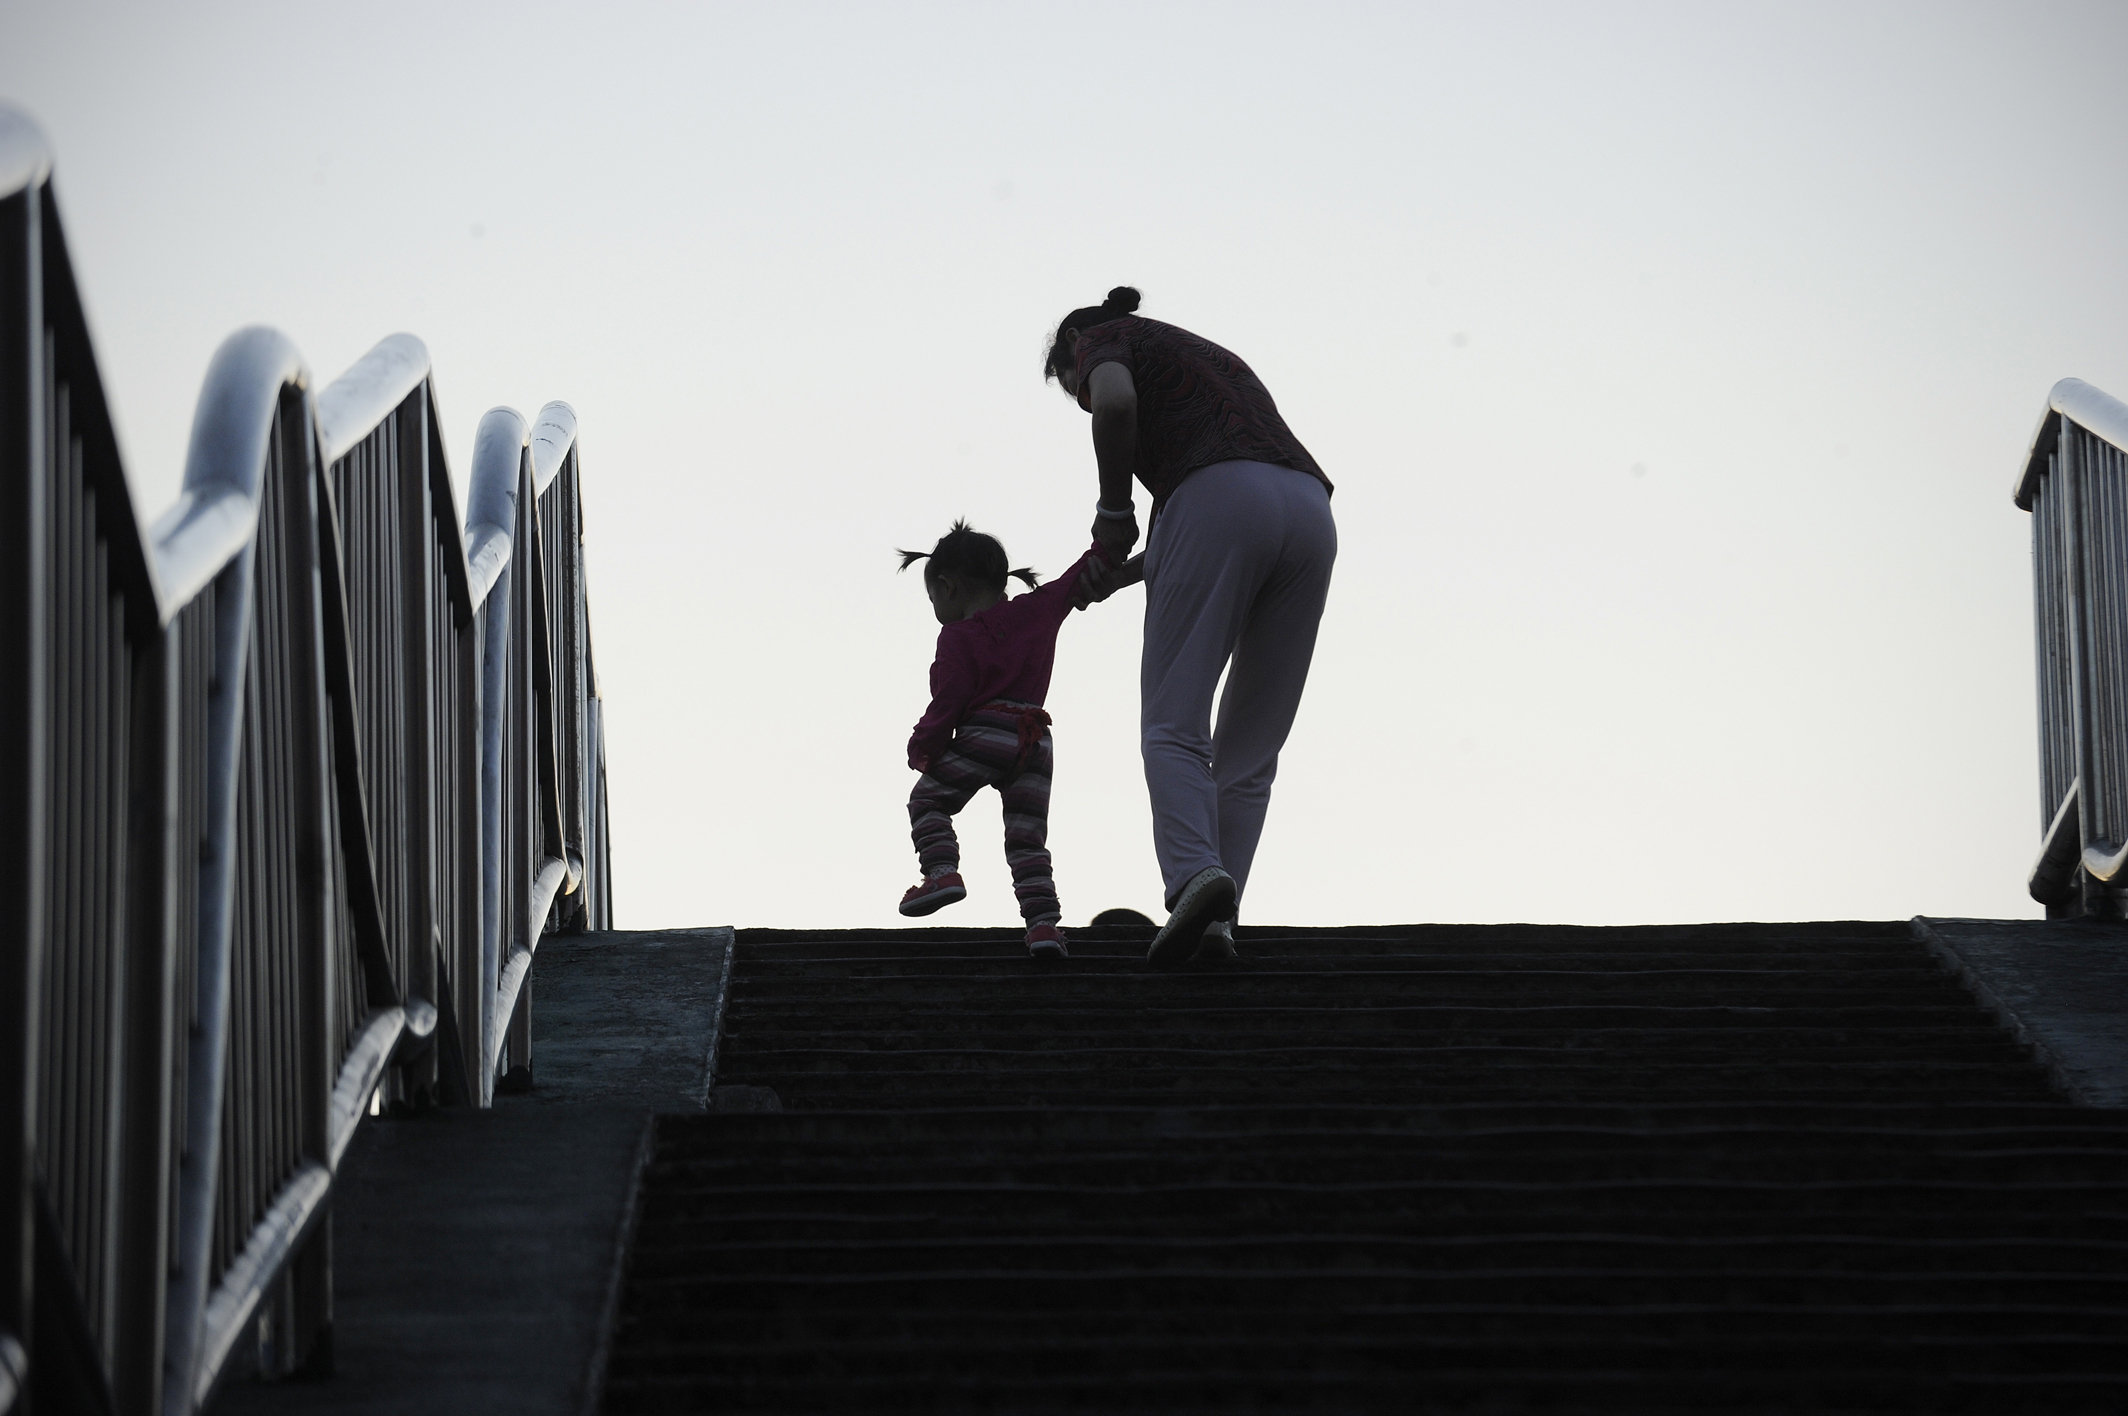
[5,0,2126,930]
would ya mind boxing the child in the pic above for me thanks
[898,521,1107,959]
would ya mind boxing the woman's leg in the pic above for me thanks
[1139,464,1282,908]
[1211,476,1336,899]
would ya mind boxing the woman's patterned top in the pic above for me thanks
[1071,316,1331,517]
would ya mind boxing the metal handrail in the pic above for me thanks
[464,398,605,1091]
[2017,377,2128,912]
[313,332,430,466]
[2013,378,2128,512]
[152,324,308,1416]
[2,105,610,1415]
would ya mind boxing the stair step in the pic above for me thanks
[599,923,2127,1413]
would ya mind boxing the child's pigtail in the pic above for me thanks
[896,549,931,574]
[1009,566,1042,589]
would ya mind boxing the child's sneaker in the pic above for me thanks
[899,871,966,917]
[1025,923,1069,959]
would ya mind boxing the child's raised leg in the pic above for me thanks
[903,742,998,915]
[908,768,977,879]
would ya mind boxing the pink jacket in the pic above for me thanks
[907,544,1106,771]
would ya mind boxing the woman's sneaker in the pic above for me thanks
[1025,923,1069,959]
[1147,867,1236,969]
[899,871,966,917]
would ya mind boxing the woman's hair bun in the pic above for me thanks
[1102,286,1141,315]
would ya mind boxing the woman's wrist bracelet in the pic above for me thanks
[1094,500,1136,521]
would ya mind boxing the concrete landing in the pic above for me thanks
[1915,915,2128,1107]
[208,927,732,1416]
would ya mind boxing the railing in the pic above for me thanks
[2017,377,2128,915]
[0,106,610,1416]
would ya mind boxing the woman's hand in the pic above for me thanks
[1091,508,1139,564]
[1073,552,1146,609]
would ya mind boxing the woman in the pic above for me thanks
[1050,287,1336,967]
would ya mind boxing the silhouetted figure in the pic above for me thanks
[1049,287,1336,967]
[897,521,1111,959]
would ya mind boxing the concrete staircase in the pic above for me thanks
[598,923,2128,1412]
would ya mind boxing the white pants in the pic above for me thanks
[1140,460,1336,908]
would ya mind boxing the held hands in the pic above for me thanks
[1073,551,1146,610]
[1080,499,1141,607]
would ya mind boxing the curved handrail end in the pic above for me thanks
[2052,377,2128,448]
[316,332,431,466]
[2080,838,2128,886]
[529,401,579,494]
[464,407,528,606]
[0,104,53,199]
[0,1331,25,1416]
[2014,407,2057,511]
[402,997,438,1041]
[2027,780,2082,905]
[148,326,307,620]
[464,406,527,536]
[181,327,308,502]
[2019,378,2128,510]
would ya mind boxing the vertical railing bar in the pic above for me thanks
[2085,426,2104,848]
[2087,427,2101,844]
[2039,465,2052,816]
[2044,464,2067,817]
[2054,418,2117,916]
[113,592,176,1416]
[93,510,124,1363]
[284,402,335,1371]
[476,560,510,1105]
[2102,436,2119,843]
[457,590,480,1103]
[396,392,440,1103]
[2100,434,2112,850]
[54,382,85,1326]
[43,368,69,1309]
[2091,427,2110,847]
[114,593,175,1416]
[0,166,49,1394]
[160,462,258,1416]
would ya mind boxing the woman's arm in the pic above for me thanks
[1086,360,1140,562]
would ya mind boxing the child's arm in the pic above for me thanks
[1072,550,1144,609]
[907,630,977,772]
[1022,542,1113,617]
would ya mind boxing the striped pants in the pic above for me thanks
[908,703,1060,926]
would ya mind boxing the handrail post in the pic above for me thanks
[160,542,253,1416]
[0,159,47,1412]
[2062,427,2103,916]
[288,396,337,1379]
[476,564,511,1105]
[156,326,310,1416]
[110,629,178,1416]
[396,391,440,1105]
